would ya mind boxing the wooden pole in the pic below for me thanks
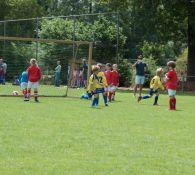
[0,36,90,45]
[87,42,93,82]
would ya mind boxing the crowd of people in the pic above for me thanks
[71,59,88,88]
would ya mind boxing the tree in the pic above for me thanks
[187,0,195,84]
[0,0,9,20]
[40,17,126,63]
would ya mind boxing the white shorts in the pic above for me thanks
[109,86,117,92]
[104,87,108,92]
[135,75,145,85]
[20,82,28,90]
[106,86,113,92]
[168,89,176,96]
[28,81,39,89]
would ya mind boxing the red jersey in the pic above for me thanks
[27,65,41,82]
[166,69,178,90]
[105,70,113,85]
[112,70,119,86]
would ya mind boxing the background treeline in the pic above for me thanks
[0,0,188,86]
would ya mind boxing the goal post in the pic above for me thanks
[0,36,93,98]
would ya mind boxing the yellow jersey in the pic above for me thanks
[150,75,164,90]
[88,71,107,92]
[97,71,108,87]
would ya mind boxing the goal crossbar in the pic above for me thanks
[0,36,91,45]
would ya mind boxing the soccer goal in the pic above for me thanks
[0,35,93,98]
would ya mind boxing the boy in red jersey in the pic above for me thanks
[105,63,113,102]
[111,64,119,101]
[27,58,41,102]
[165,61,178,110]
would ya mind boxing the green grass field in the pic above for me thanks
[0,85,194,175]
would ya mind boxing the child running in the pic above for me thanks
[105,63,113,102]
[165,61,178,110]
[111,64,119,101]
[27,58,41,102]
[20,70,28,101]
[88,65,108,107]
[138,68,164,105]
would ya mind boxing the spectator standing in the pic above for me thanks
[54,61,61,87]
[0,58,7,85]
[82,59,88,88]
[133,55,147,98]
[0,59,4,84]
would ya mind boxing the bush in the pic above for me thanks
[118,58,132,87]
[141,41,179,65]
[40,75,54,85]
[176,48,187,73]
[143,56,157,86]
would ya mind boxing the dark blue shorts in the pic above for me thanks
[148,89,159,96]
[93,88,105,94]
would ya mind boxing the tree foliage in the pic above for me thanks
[0,0,190,85]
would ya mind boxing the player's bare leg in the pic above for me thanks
[134,84,138,97]
[139,84,143,97]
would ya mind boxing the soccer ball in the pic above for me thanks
[12,91,19,96]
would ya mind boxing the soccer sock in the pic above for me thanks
[27,88,31,99]
[103,94,108,105]
[173,97,176,110]
[92,98,98,106]
[108,92,113,102]
[112,92,115,100]
[142,95,150,99]
[92,98,96,106]
[169,97,175,110]
[23,89,28,98]
[34,90,38,100]
[96,98,99,106]
[154,95,158,105]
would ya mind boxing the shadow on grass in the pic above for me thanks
[117,88,195,96]
[89,106,102,109]
[139,103,167,107]
[109,100,122,103]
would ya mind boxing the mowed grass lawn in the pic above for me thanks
[0,87,194,174]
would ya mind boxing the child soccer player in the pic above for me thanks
[111,64,119,101]
[88,65,108,107]
[97,63,108,106]
[20,70,28,101]
[138,68,164,105]
[165,61,178,110]
[27,58,41,102]
[105,63,113,102]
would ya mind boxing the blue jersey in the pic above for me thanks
[20,71,28,83]
[135,61,147,76]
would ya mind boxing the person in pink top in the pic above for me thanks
[165,61,178,110]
